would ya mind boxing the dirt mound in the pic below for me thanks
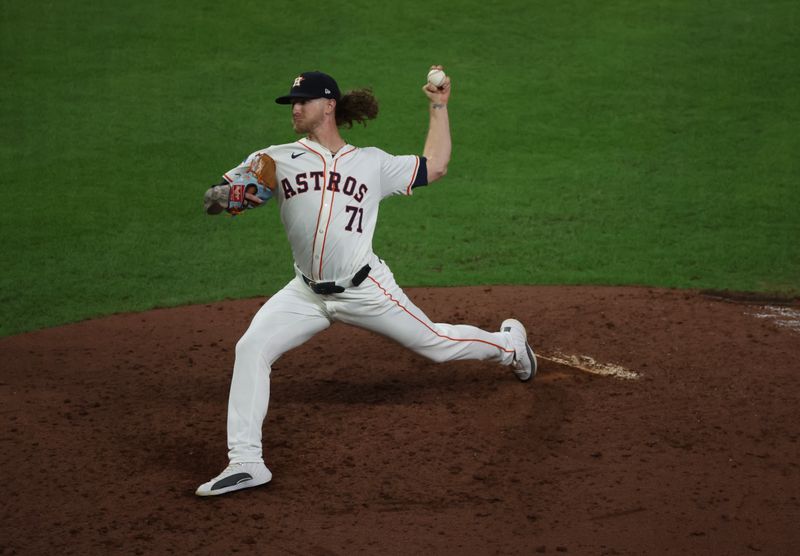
[2,286,798,555]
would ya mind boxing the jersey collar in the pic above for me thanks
[298,137,352,158]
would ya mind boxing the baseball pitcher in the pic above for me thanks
[197,67,537,496]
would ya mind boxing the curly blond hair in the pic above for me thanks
[335,88,379,128]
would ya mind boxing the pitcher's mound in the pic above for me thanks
[1,286,798,555]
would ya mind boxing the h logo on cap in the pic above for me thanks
[293,76,304,88]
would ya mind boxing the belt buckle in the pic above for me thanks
[307,279,330,294]
[303,273,345,295]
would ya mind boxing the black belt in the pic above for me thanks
[302,264,371,295]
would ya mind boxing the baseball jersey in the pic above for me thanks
[225,138,426,281]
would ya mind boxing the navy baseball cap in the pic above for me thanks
[275,71,341,104]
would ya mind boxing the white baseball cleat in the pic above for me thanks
[195,462,272,497]
[501,318,537,382]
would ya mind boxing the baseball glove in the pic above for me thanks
[204,153,277,215]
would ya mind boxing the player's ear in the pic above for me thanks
[325,99,336,115]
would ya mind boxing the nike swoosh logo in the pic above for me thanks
[291,152,306,159]
[212,472,253,490]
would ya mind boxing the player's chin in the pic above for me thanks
[292,121,306,134]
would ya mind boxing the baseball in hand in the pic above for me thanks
[427,69,447,88]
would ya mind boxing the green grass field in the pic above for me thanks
[2,0,798,336]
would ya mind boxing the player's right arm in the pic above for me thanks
[203,150,275,215]
[203,180,266,215]
[421,65,452,183]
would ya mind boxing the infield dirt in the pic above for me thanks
[1,286,798,555]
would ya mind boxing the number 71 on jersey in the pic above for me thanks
[345,205,364,233]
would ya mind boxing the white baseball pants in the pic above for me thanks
[226,256,516,463]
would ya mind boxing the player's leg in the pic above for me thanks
[227,277,331,462]
[196,277,330,496]
[335,260,517,366]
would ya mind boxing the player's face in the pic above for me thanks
[291,98,328,134]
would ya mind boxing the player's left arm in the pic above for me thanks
[421,65,452,183]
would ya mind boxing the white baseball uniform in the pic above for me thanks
[223,137,516,464]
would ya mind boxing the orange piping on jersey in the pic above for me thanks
[318,147,358,278]
[367,276,514,354]
[405,156,420,196]
[300,140,328,280]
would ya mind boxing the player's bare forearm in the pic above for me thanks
[423,103,451,182]
[422,66,452,183]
